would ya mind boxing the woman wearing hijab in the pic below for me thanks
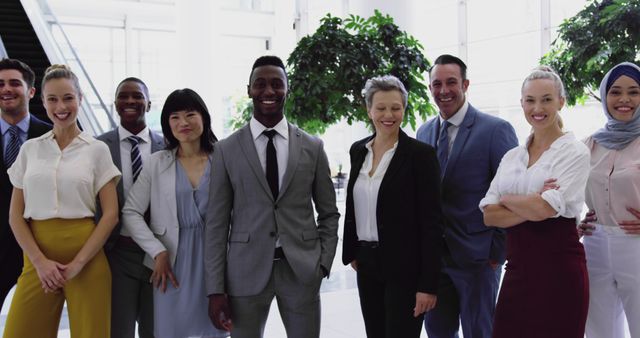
[580,62,640,338]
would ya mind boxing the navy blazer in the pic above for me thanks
[0,115,51,259]
[416,104,517,267]
[342,130,444,293]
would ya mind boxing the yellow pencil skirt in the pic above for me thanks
[2,218,111,338]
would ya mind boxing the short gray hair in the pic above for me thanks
[521,65,566,98]
[363,75,408,110]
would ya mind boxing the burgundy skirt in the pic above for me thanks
[492,217,589,338]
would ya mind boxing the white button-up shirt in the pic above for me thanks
[479,132,590,220]
[353,139,398,241]
[8,131,121,220]
[249,116,289,188]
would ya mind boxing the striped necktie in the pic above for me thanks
[4,126,22,168]
[128,136,143,182]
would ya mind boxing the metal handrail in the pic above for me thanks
[38,1,116,130]
[19,0,116,134]
[0,37,8,58]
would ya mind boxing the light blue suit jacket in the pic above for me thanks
[416,104,517,267]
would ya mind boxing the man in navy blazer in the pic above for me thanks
[0,58,51,309]
[416,54,518,338]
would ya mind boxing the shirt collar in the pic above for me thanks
[524,132,575,150]
[439,99,469,127]
[42,130,93,145]
[250,116,289,141]
[365,138,399,152]
[118,125,151,143]
[0,114,30,136]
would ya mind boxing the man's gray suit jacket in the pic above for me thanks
[204,123,340,297]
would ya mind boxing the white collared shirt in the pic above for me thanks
[249,116,289,188]
[479,132,590,220]
[8,131,121,220]
[118,126,152,236]
[438,100,469,156]
[118,125,152,200]
[353,139,398,241]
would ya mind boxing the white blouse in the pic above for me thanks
[353,139,397,242]
[8,131,121,220]
[479,132,590,220]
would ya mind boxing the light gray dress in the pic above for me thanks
[154,159,228,338]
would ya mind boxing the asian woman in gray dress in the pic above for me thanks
[122,88,227,338]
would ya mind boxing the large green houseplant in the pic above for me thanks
[230,11,436,134]
[285,11,436,134]
[541,0,640,105]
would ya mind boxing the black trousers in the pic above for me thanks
[0,237,22,310]
[356,246,423,338]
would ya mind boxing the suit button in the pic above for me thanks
[269,231,276,237]
[274,205,278,210]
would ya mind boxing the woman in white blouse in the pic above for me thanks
[479,66,590,338]
[341,75,444,338]
[4,64,120,338]
[580,62,640,338]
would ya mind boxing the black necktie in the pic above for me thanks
[437,120,451,175]
[263,130,279,199]
[127,136,143,182]
[4,126,22,168]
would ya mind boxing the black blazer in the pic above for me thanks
[342,130,443,294]
[342,130,444,293]
[0,115,52,257]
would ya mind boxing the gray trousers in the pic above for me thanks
[229,258,323,338]
[107,243,155,338]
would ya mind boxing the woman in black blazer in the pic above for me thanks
[342,75,444,338]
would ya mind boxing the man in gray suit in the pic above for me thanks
[205,55,339,338]
[97,77,164,338]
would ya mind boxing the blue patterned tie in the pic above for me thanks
[437,120,451,175]
[4,126,22,168]
[128,136,143,182]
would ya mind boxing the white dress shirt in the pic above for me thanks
[479,132,590,220]
[353,139,398,242]
[249,116,289,188]
[438,99,469,156]
[118,125,152,237]
[8,131,121,220]
[249,116,289,247]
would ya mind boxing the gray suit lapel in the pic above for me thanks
[277,124,301,202]
[149,131,164,152]
[238,125,274,200]
[105,130,124,201]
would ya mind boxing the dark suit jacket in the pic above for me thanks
[342,130,444,293]
[96,128,165,250]
[1,115,51,261]
[416,104,518,267]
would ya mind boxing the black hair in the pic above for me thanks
[0,58,36,88]
[116,77,150,98]
[248,55,287,85]
[430,54,468,81]
[160,88,217,153]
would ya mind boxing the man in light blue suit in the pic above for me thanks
[416,54,517,338]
